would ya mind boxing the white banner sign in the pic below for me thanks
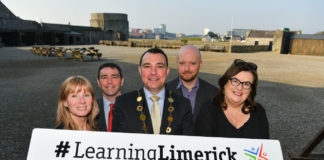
[27,128,283,160]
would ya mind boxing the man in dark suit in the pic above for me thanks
[96,63,124,131]
[112,48,193,135]
[166,45,218,123]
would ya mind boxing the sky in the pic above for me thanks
[2,0,324,35]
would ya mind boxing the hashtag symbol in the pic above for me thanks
[55,141,70,157]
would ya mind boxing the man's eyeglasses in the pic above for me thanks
[230,78,253,90]
[233,59,257,71]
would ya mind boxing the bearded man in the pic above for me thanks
[166,45,218,123]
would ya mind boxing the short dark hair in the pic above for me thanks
[139,48,168,67]
[97,63,123,79]
[214,59,258,114]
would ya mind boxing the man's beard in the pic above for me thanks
[179,72,198,82]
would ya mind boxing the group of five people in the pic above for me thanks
[56,45,269,139]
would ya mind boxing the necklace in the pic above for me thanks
[136,89,174,134]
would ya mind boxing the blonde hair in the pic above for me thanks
[56,75,99,130]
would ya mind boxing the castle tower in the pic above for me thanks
[90,13,129,41]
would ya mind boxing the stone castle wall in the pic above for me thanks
[0,19,40,31]
[272,30,283,53]
[246,37,273,45]
[273,30,302,54]
[90,13,129,41]
[0,2,129,46]
[230,45,270,53]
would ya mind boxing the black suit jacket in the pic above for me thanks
[166,77,218,122]
[96,97,108,131]
[112,88,193,135]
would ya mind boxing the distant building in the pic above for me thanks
[143,29,154,39]
[144,29,153,34]
[153,24,167,39]
[290,34,324,56]
[272,30,324,56]
[153,28,160,35]
[160,24,166,35]
[202,31,220,42]
[231,36,243,42]
[245,30,275,46]
[227,29,250,39]
[0,1,128,46]
[165,32,176,39]
[272,30,299,54]
[90,13,129,40]
[129,28,155,39]
[155,34,163,40]
[129,28,134,33]
[129,24,180,40]
[176,33,186,38]
[204,28,210,35]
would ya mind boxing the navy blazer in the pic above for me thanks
[112,88,193,135]
[166,77,218,122]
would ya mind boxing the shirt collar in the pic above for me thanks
[143,87,165,101]
[176,77,200,90]
[103,96,113,108]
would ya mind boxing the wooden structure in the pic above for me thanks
[87,47,102,60]
[55,47,65,60]
[290,34,324,56]
[30,46,102,62]
[289,127,324,160]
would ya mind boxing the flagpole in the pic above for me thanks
[229,16,233,53]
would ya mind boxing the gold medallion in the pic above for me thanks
[167,116,173,122]
[140,114,146,120]
[137,105,143,111]
[168,97,174,103]
[136,89,175,134]
[137,96,142,102]
[166,127,172,133]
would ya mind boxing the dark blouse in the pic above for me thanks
[194,101,269,139]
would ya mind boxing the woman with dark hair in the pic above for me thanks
[194,59,269,139]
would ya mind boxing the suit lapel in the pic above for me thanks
[160,90,171,134]
[140,88,174,134]
[97,98,107,131]
[173,78,183,96]
[194,79,204,119]
[140,88,154,134]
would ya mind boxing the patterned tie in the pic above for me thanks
[107,103,114,132]
[150,96,161,134]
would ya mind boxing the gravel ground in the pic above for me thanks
[0,46,323,160]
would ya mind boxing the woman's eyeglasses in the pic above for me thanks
[230,78,252,90]
[233,59,257,71]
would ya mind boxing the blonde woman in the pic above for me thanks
[56,75,99,130]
